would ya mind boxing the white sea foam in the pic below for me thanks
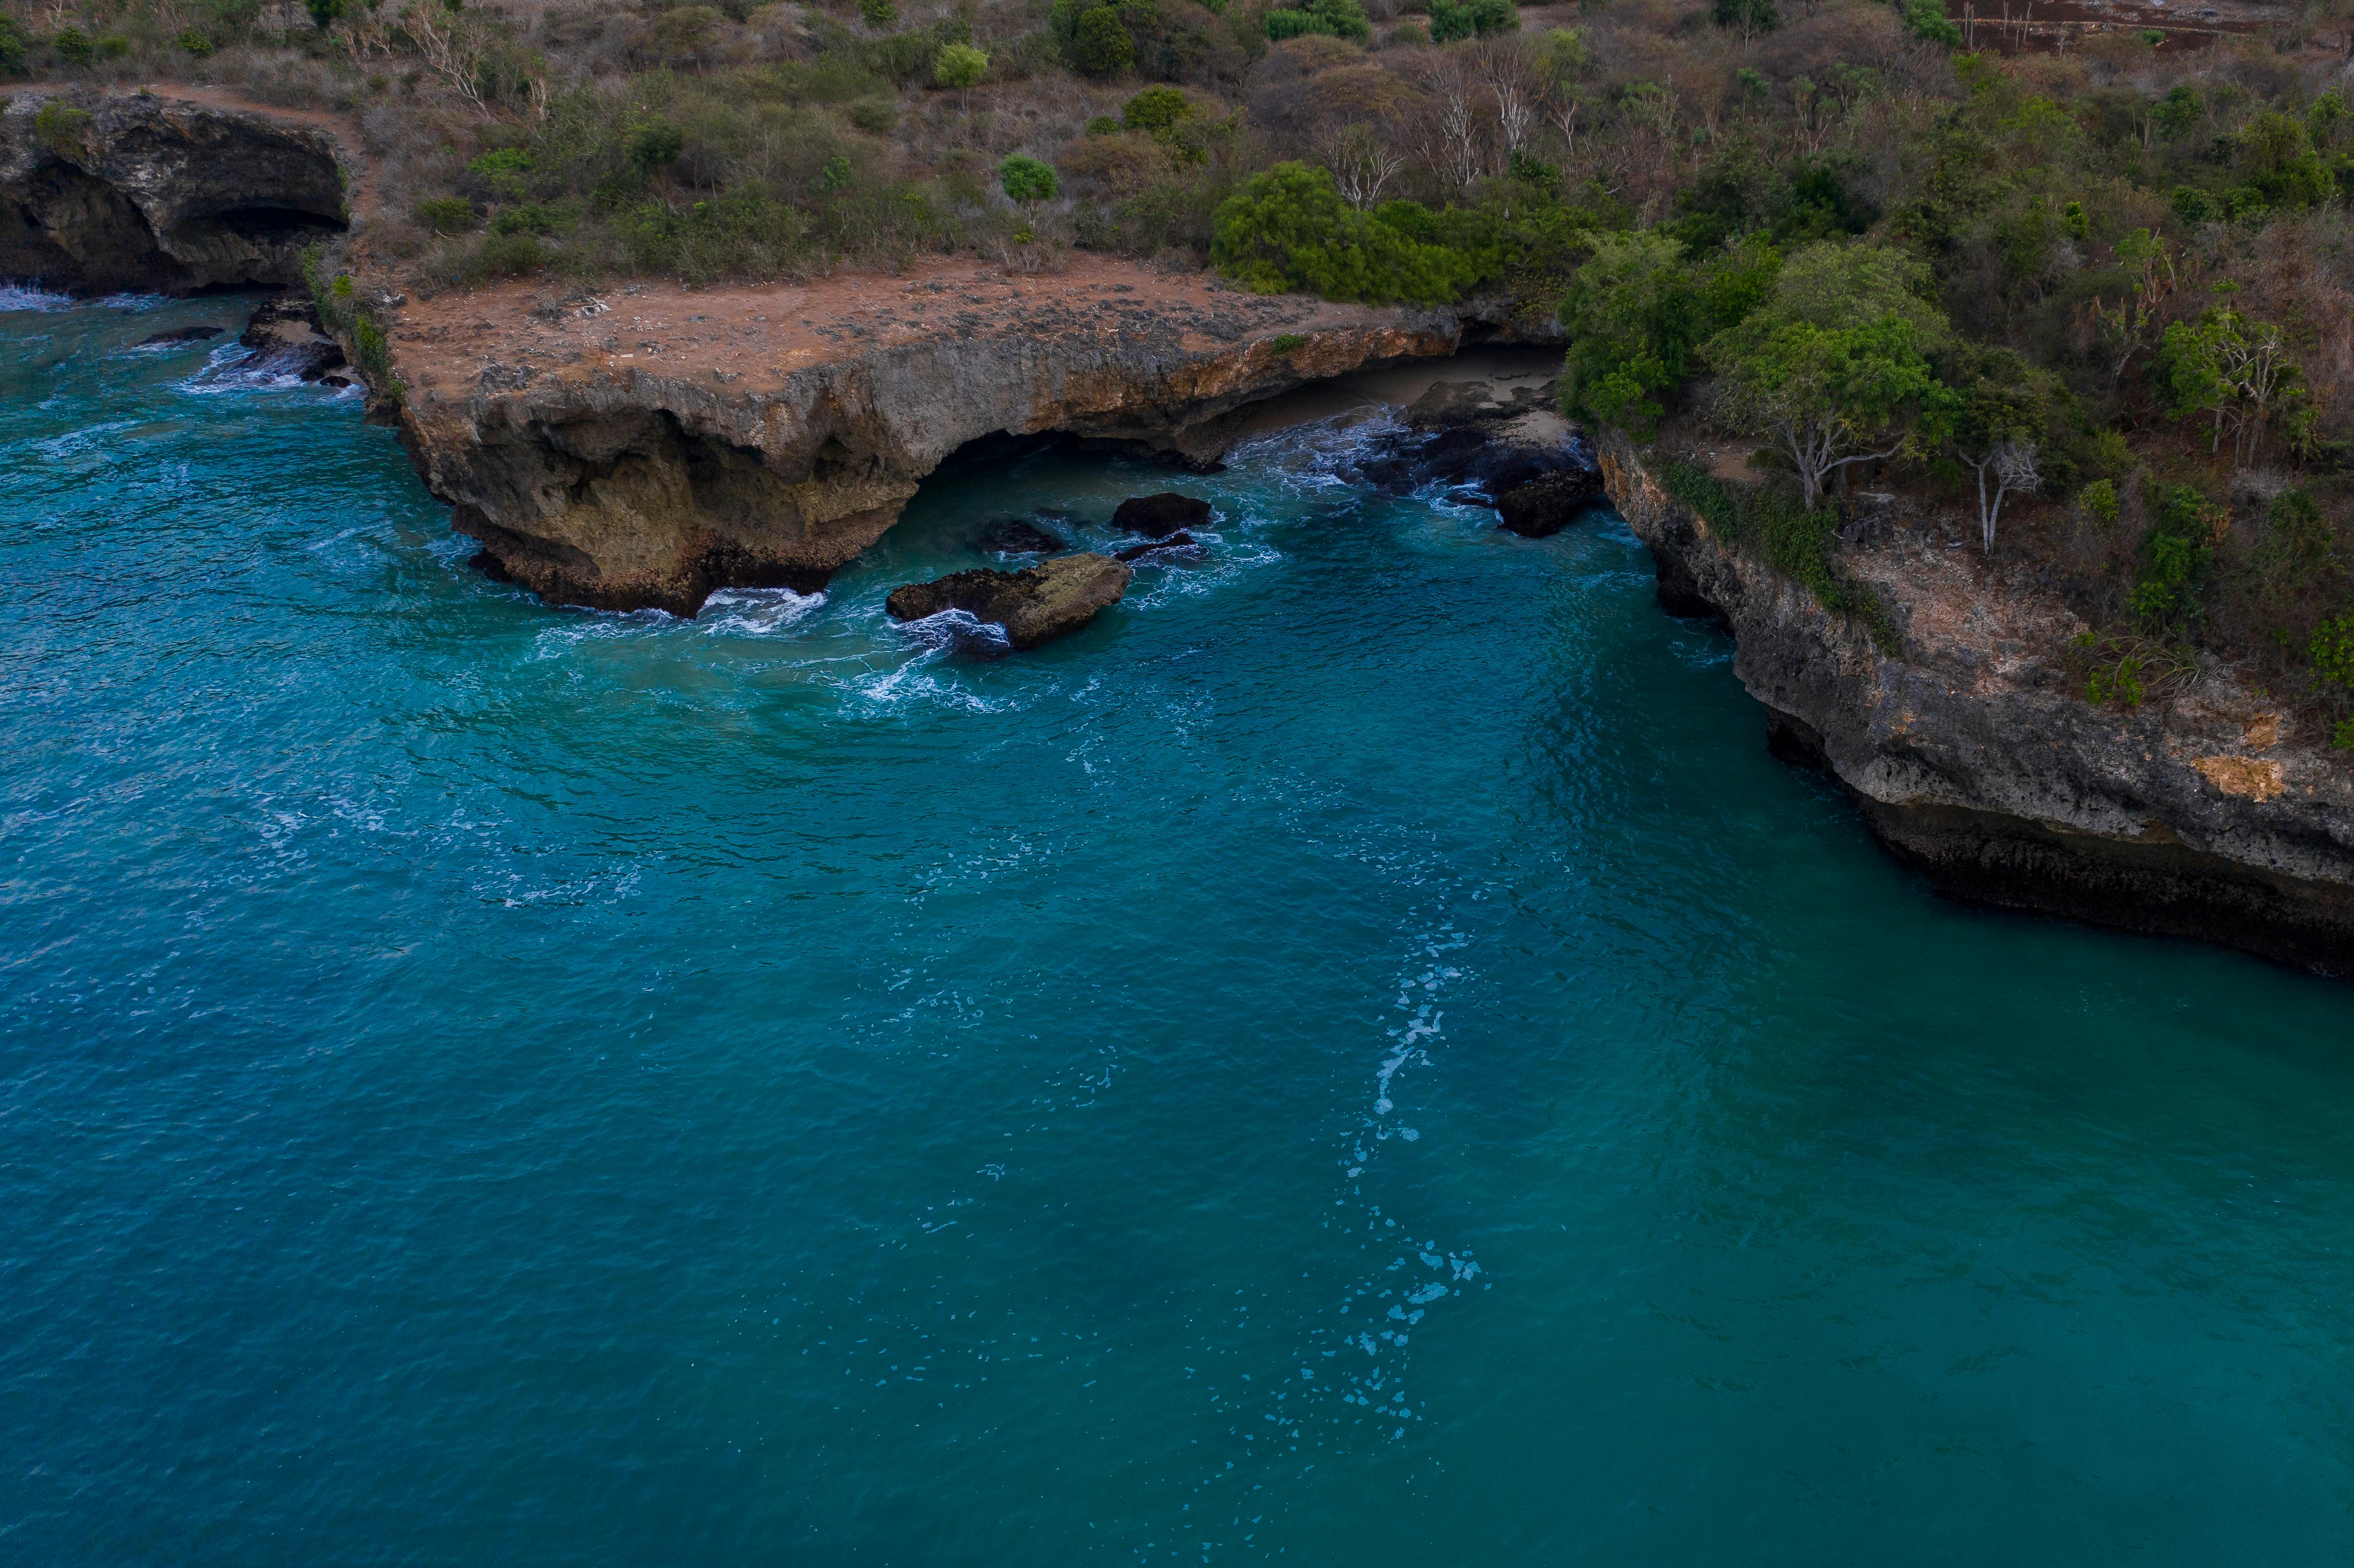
[698,585,825,637]
[0,284,75,312]
[892,607,1011,658]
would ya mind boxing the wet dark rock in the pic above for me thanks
[974,517,1067,556]
[238,296,344,380]
[1360,375,1603,535]
[1495,471,1607,538]
[884,553,1132,651]
[1114,531,1197,563]
[1112,492,1212,537]
[131,325,224,348]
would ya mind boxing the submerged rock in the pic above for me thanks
[1114,531,1198,563]
[1112,493,1212,537]
[238,297,345,381]
[885,553,1132,651]
[131,325,223,348]
[974,517,1067,556]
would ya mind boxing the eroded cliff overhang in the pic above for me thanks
[0,92,347,295]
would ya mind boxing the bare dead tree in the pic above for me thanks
[1961,439,2041,553]
[1322,123,1408,209]
[403,3,493,116]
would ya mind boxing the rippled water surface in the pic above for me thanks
[5,294,2352,1565]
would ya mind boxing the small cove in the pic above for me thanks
[4,293,2351,1565]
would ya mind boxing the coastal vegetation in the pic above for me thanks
[6,0,2354,734]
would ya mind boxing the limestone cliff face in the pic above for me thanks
[0,92,347,293]
[1598,431,2354,976]
[387,269,1466,614]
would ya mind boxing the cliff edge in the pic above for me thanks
[382,261,1476,614]
[1600,431,2354,975]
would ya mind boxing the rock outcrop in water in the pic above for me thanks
[885,554,1132,650]
[1598,431,2354,976]
[376,260,1532,615]
[0,92,347,294]
[1363,377,1603,536]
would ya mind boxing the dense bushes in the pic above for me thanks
[1209,163,1476,304]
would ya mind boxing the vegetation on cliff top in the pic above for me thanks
[6,0,2354,735]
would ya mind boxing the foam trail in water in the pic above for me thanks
[698,585,826,637]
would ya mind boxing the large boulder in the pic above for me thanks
[1362,376,1604,537]
[1112,492,1212,537]
[885,553,1132,650]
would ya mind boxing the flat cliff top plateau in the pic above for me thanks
[384,256,1397,405]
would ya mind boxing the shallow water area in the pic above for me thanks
[4,296,2352,1566]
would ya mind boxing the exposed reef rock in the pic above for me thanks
[238,296,345,381]
[1115,531,1199,563]
[382,261,1496,614]
[130,325,222,348]
[0,93,347,294]
[1363,377,1603,536]
[885,554,1132,651]
[1598,431,2354,976]
[1113,492,1213,537]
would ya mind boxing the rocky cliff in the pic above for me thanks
[0,91,347,294]
[1599,431,2354,976]
[382,261,1477,614]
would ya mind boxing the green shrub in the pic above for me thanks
[33,102,91,154]
[54,27,94,66]
[415,196,475,234]
[2312,613,2354,692]
[934,41,988,95]
[0,17,27,73]
[1209,162,1478,306]
[1901,0,1960,46]
[1071,6,1135,73]
[1429,0,1516,41]
[94,33,130,59]
[2130,483,2215,633]
[625,124,683,177]
[476,230,546,275]
[1121,85,1193,131]
[2078,478,2119,529]
[857,0,899,28]
[820,154,853,192]
[1269,332,1307,353]
[849,96,898,133]
[175,28,215,57]
[999,153,1060,206]
[1266,0,1371,42]
[1086,115,1120,135]
[2170,186,2218,224]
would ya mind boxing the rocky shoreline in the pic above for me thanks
[1598,432,2354,977]
[11,89,2349,978]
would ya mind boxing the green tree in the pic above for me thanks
[0,17,26,74]
[1071,6,1135,73]
[934,42,988,112]
[1557,231,1697,435]
[1210,163,1477,305]
[304,0,348,28]
[1902,0,1960,45]
[999,153,1060,207]
[1704,244,1951,510]
[54,27,94,65]
[1121,85,1192,130]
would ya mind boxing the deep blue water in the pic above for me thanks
[4,292,2351,1566]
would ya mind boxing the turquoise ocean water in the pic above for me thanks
[4,293,2351,1565]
